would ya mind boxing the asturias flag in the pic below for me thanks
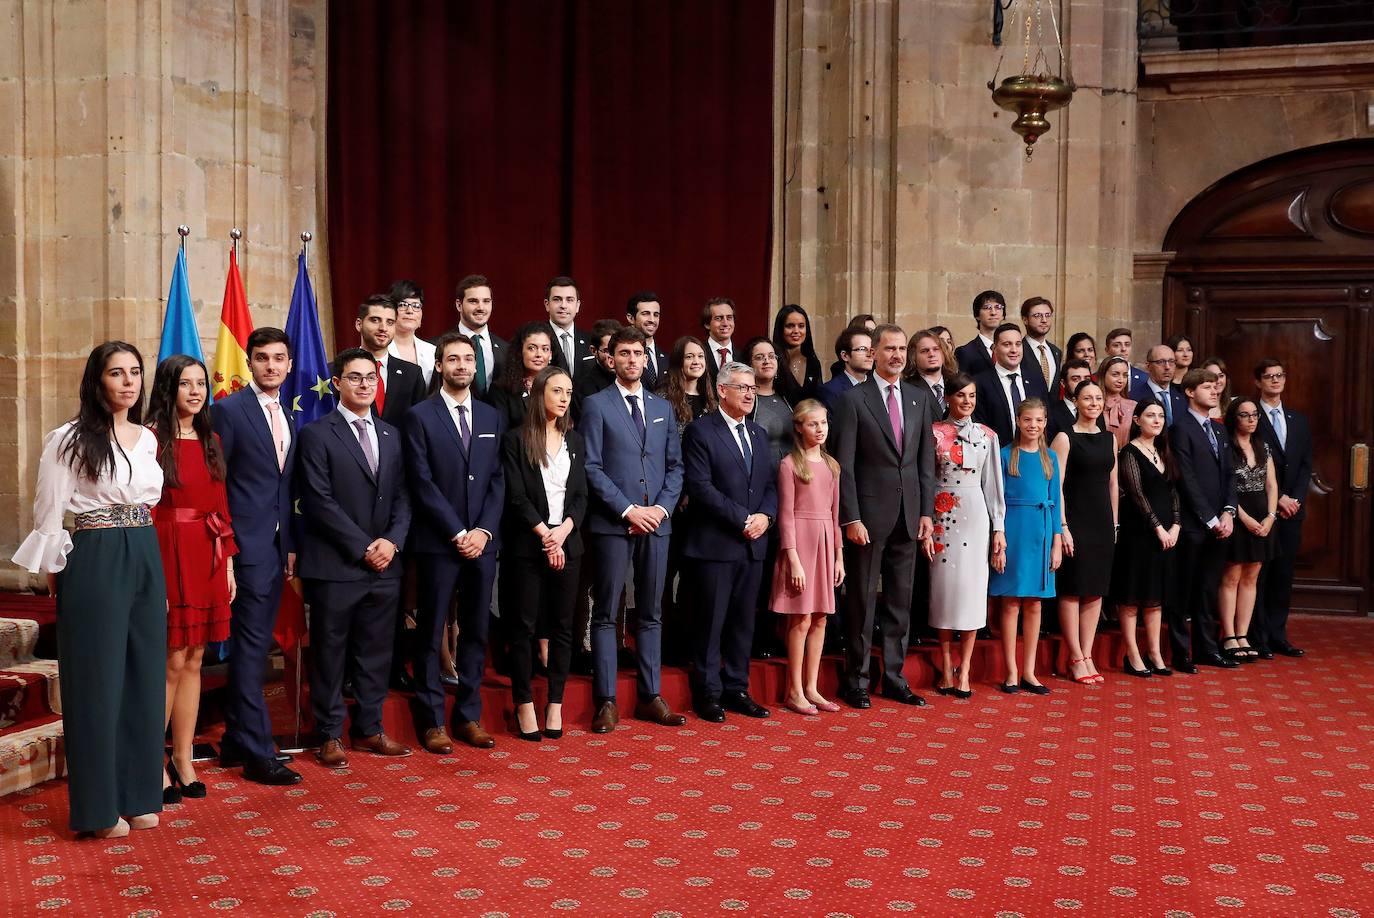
[212,248,254,400]
[157,247,204,365]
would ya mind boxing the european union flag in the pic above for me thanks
[281,252,335,424]
[157,247,204,364]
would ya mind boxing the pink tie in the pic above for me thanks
[267,401,286,470]
[886,383,903,455]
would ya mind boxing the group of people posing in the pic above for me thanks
[14,279,1310,840]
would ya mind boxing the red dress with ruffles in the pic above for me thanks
[153,437,238,648]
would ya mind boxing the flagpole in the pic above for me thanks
[300,230,312,259]
[230,226,241,258]
[177,224,189,251]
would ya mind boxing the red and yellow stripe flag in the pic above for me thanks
[212,248,254,400]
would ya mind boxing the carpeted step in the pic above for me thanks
[0,713,65,797]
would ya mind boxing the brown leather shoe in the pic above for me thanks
[353,732,412,757]
[422,727,453,755]
[633,695,686,727]
[454,720,495,749]
[316,738,348,769]
[590,700,619,734]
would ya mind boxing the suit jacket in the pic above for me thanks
[549,326,597,380]
[830,377,937,538]
[955,335,995,377]
[1173,411,1238,533]
[1047,399,1107,443]
[1128,365,1150,396]
[296,410,411,581]
[681,411,779,562]
[447,326,507,393]
[818,373,861,412]
[500,428,588,559]
[641,339,671,392]
[486,385,532,433]
[1257,402,1313,521]
[401,392,506,555]
[1129,378,1189,428]
[703,341,743,383]
[971,364,1052,446]
[1020,338,1063,395]
[211,387,298,567]
[580,383,683,537]
[374,354,428,424]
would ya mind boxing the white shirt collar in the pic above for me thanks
[337,402,370,424]
[720,407,747,426]
[458,322,487,338]
[710,339,733,357]
[249,380,280,405]
[1148,378,1169,394]
[1261,397,1283,414]
[844,369,867,386]
[1188,407,1211,427]
[615,379,644,400]
[439,387,472,412]
[978,333,994,350]
[996,362,1022,380]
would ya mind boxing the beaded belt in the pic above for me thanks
[73,504,153,530]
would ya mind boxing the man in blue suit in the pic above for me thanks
[211,327,302,785]
[402,332,506,752]
[1130,344,1188,427]
[818,327,872,411]
[581,326,688,733]
[297,348,413,769]
[682,362,778,722]
[1105,327,1150,396]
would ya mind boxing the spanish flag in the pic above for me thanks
[212,248,253,400]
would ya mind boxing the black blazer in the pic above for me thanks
[486,385,533,433]
[1257,402,1312,521]
[703,341,744,382]
[777,351,823,404]
[446,326,508,393]
[1173,412,1238,533]
[1020,338,1063,395]
[296,410,411,581]
[374,355,428,424]
[971,364,1052,446]
[549,326,598,381]
[955,336,994,377]
[641,340,671,392]
[500,428,588,559]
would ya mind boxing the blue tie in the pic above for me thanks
[1008,372,1023,413]
[1161,389,1173,425]
[627,394,646,441]
[735,422,753,468]
[1205,418,1219,457]
[1270,407,1286,449]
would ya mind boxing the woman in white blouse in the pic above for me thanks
[386,279,437,388]
[13,342,168,838]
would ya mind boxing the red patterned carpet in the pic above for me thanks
[3,616,1373,916]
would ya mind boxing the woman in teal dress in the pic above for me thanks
[988,398,1063,696]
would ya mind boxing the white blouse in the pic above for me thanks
[12,423,164,573]
[540,440,572,526]
[388,336,438,388]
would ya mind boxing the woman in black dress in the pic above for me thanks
[771,304,823,404]
[487,321,554,430]
[1050,379,1118,685]
[1219,397,1278,661]
[1111,399,1179,676]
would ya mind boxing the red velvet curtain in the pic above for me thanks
[327,1,774,353]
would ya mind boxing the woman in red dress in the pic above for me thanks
[148,355,237,803]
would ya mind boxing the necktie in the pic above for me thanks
[354,418,377,475]
[718,346,729,368]
[1205,418,1219,458]
[472,334,486,390]
[374,360,387,414]
[1008,372,1023,414]
[933,382,945,412]
[1270,407,1286,448]
[267,400,286,470]
[561,332,574,375]
[885,383,903,455]
[1161,388,1173,425]
[1037,344,1051,386]
[627,394,646,441]
[735,422,753,467]
[455,403,470,453]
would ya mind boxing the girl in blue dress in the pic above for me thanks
[988,398,1062,695]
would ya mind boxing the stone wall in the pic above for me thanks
[0,0,328,581]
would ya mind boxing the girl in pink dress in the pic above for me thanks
[770,399,845,715]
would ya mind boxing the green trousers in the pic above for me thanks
[56,526,167,832]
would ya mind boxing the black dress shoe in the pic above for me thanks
[241,757,303,786]
[885,685,927,707]
[721,691,769,718]
[389,672,416,693]
[694,699,725,723]
[1274,642,1305,658]
[1197,653,1240,669]
[839,688,871,709]
[439,672,461,688]
[1255,648,1275,661]
[1174,659,1199,674]
[219,741,292,769]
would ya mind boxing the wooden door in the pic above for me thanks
[1162,140,1374,616]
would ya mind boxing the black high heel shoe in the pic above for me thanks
[1122,655,1153,678]
[168,759,206,799]
[542,705,564,740]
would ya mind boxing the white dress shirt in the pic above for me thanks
[388,336,437,387]
[1027,337,1057,384]
[994,363,1025,429]
[720,408,753,464]
[552,323,578,376]
[541,439,572,525]
[439,386,473,440]
[338,402,379,469]
[977,333,994,360]
[709,339,735,370]
[877,376,904,428]
[250,380,292,453]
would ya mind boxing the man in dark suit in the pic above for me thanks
[1046,359,1106,442]
[818,327,872,411]
[451,274,507,395]
[905,328,952,419]
[954,290,1006,376]
[545,276,596,382]
[356,294,427,424]
[1130,344,1187,427]
[1253,357,1310,658]
[210,327,302,785]
[827,314,877,380]
[1105,327,1150,395]
[1172,368,1240,673]
[701,297,742,382]
[297,348,413,769]
[682,362,778,722]
[402,332,506,752]
[831,324,937,708]
[972,324,1052,446]
[581,326,688,733]
[626,292,670,390]
[1019,296,1062,396]
[573,319,621,407]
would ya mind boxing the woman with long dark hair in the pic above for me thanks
[1219,396,1279,661]
[1167,334,1195,386]
[13,342,167,837]
[661,336,717,434]
[500,366,587,739]
[1065,332,1098,367]
[148,355,237,803]
[771,303,822,403]
[487,321,554,430]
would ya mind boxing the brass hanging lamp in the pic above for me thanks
[988,0,1075,159]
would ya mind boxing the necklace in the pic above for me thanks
[1134,438,1161,467]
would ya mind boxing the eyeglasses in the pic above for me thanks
[753,354,778,363]
[1026,311,1053,320]
[1261,372,1286,381]
[341,373,379,386]
[849,346,872,355]
[978,304,1005,313]
[396,301,423,312]
[722,383,758,394]
[1149,358,1176,366]
[1235,411,1259,419]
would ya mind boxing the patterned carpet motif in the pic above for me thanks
[2,617,1372,916]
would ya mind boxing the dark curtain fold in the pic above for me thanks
[328,1,773,353]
